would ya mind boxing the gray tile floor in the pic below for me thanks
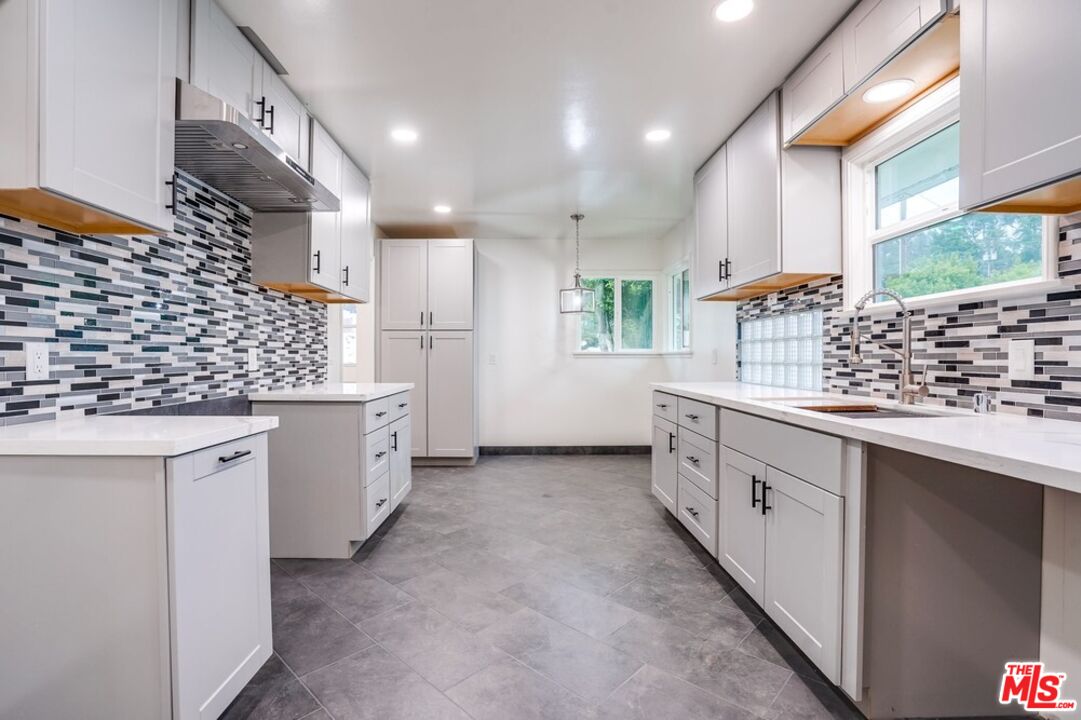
[222,455,864,720]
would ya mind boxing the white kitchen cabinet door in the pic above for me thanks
[960,0,1081,210]
[380,332,428,456]
[782,31,844,144]
[428,240,474,330]
[39,0,177,233]
[309,122,343,293]
[842,0,939,92]
[260,63,307,163]
[168,436,271,720]
[764,466,844,683]
[191,0,260,122]
[693,146,729,299]
[726,93,781,290]
[380,241,428,330]
[651,416,678,514]
[339,159,372,302]
[389,416,412,511]
[719,447,767,605]
[427,331,475,457]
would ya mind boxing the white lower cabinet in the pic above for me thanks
[651,416,678,513]
[763,466,844,683]
[719,447,767,605]
[677,475,717,557]
[364,471,392,538]
[389,415,412,511]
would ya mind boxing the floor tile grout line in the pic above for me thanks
[271,648,336,720]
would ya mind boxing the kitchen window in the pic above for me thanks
[844,78,1056,309]
[669,266,691,352]
[342,305,358,367]
[578,274,658,353]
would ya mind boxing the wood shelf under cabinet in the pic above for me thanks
[0,187,164,237]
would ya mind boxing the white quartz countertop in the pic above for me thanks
[0,415,279,457]
[652,381,1081,494]
[248,382,414,403]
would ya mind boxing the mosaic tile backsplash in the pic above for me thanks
[0,171,327,425]
[737,213,1081,422]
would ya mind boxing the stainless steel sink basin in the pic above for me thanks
[799,405,949,419]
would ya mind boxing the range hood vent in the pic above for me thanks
[174,79,338,213]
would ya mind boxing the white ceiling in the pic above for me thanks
[219,0,852,240]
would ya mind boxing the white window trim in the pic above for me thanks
[842,76,1060,314]
[665,259,693,353]
[341,305,359,368]
[574,270,661,355]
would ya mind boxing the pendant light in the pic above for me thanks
[560,213,596,314]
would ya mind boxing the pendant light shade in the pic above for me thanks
[560,214,596,314]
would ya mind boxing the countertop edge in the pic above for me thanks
[249,384,414,403]
[651,382,1081,494]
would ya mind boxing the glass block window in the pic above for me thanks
[739,309,823,391]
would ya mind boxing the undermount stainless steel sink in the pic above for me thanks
[798,405,949,419]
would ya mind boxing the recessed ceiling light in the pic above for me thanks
[714,0,754,23]
[862,78,916,104]
[433,204,452,214]
[645,128,672,143]
[390,127,419,144]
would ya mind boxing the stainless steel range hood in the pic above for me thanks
[174,79,339,212]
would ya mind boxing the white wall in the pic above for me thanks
[476,221,735,447]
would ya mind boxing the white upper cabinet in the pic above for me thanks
[427,240,475,330]
[960,0,1081,212]
[693,146,729,300]
[191,0,260,122]
[339,159,372,303]
[310,120,344,198]
[726,94,782,290]
[380,241,429,330]
[782,32,844,145]
[260,63,308,164]
[842,0,943,92]
[309,121,344,292]
[0,0,177,235]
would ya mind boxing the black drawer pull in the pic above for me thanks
[686,456,700,465]
[657,403,668,409]
[375,451,387,459]
[685,413,699,421]
[375,498,388,508]
[375,411,387,417]
[398,402,408,408]
[218,450,252,464]
[684,506,700,518]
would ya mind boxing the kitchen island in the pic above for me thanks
[0,414,279,720]
[651,381,1077,719]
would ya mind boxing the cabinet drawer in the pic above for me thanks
[653,391,678,423]
[678,428,718,499]
[677,474,717,557]
[677,397,718,440]
[365,471,391,537]
[363,427,390,482]
[362,397,392,433]
[190,435,262,481]
[721,409,843,495]
[388,392,411,422]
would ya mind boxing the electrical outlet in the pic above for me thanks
[1008,339,1035,381]
[488,354,496,366]
[25,342,49,381]
[247,347,259,372]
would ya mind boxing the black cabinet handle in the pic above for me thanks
[375,450,387,459]
[218,449,252,464]
[657,403,668,409]
[761,482,772,516]
[398,402,408,408]
[718,259,724,283]
[684,506,700,518]
[391,431,398,451]
[343,265,350,286]
[265,104,275,134]
[685,413,699,421]
[313,250,321,273]
[751,474,761,509]
[375,411,387,418]
[165,173,178,214]
[375,498,387,508]
[429,311,433,325]
[255,96,267,128]
[667,432,675,454]
[429,335,433,349]
[420,311,425,326]
[686,455,699,465]
[724,258,732,281]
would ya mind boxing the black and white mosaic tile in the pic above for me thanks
[0,171,326,425]
[737,213,1081,421]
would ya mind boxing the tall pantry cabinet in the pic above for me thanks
[378,240,477,462]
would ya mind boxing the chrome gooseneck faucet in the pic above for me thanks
[849,289,929,405]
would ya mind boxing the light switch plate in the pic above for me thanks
[25,342,49,381]
[1008,339,1035,381]
[247,347,259,372]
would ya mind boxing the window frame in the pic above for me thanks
[667,262,692,352]
[842,77,1059,312]
[574,270,661,355]
[342,304,359,368]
